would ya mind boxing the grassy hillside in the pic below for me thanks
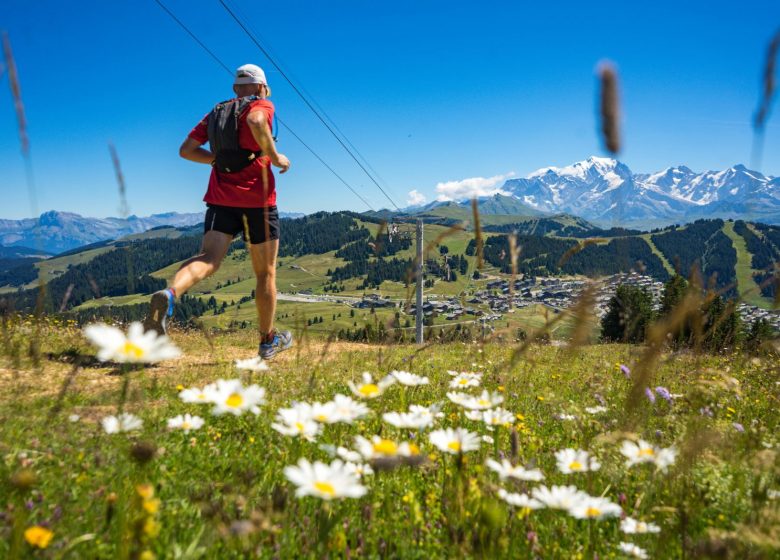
[9,215,780,336]
[0,320,778,558]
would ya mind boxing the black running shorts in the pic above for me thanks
[204,204,280,244]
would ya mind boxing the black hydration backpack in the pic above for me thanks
[207,96,263,173]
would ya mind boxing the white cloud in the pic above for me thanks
[406,189,427,207]
[435,172,515,201]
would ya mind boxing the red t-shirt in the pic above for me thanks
[188,98,276,208]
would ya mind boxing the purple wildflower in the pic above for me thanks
[620,364,631,378]
[733,422,745,433]
[526,531,538,543]
[699,406,714,418]
[645,387,656,403]
[655,386,673,403]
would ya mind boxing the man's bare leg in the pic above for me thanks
[248,238,279,336]
[144,231,232,334]
[171,230,233,295]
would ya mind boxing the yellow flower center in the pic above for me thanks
[448,441,462,452]
[121,341,144,358]
[314,481,336,496]
[585,507,601,517]
[316,414,328,422]
[639,448,655,456]
[373,439,398,455]
[197,393,206,400]
[637,522,648,532]
[408,443,421,455]
[295,422,305,432]
[569,461,583,471]
[226,393,244,408]
[491,417,501,424]
[477,399,490,407]
[459,379,468,385]
[182,422,191,430]
[359,384,379,397]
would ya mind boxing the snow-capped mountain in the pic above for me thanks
[501,157,780,226]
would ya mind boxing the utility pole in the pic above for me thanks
[415,219,424,344]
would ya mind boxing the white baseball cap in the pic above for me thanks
[234,64,267,86]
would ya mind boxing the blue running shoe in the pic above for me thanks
[259,330,293,360]
[143,289,175,336]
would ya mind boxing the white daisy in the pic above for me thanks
[271,407,322,440]
[319,444,364,463]
[557,413,577,421]
[619,439,658,467]
[209,379,266,416]
[84,322,181,363]
[308,401,340,424]
[618,542,649,559]
[283,459,367,500]
[459,390,505,410]
[102,413,142,434]
[449,373,482,389]
[620,517,661,534]
[497,488,544,509]
[390,370,429,386]
[654,446,677,472]
[167,413,204,433]
[329,394,370,423]
[567,495,622,519]
[531,485,590,510]
[234,356,270,372]
[554,448,601,474]
[481,407,515,427]
[383,404,442,430]
[179,383,217,404]
[348,372,395,399]
[344,462,374,478]
[429,428,481,454]
[620,440,677,472]
[354,435,421,460]
[486,458,544,482]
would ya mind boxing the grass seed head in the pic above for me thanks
[597,61,621,155]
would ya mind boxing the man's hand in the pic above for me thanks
[272,153,291,174]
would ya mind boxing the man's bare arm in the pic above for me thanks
[246,110,290,173]
[179,137,214,164]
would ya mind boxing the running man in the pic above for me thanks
[144,64,292,359]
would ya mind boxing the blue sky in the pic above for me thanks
[1,0,779,219]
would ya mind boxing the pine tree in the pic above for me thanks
[601,284,654,343]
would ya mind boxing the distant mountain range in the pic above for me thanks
[399,157,780,228]
[0,210,305,255]
[502,157,780,227]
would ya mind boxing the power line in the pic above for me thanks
[218,0,396,198]
[218,0,402,212]
[153,0,375,211]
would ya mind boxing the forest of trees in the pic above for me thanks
[278,212,369,257]
[650,219,737,295]
[470,235,668,280]
[601,275,744,352]
[6,236,204,313]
